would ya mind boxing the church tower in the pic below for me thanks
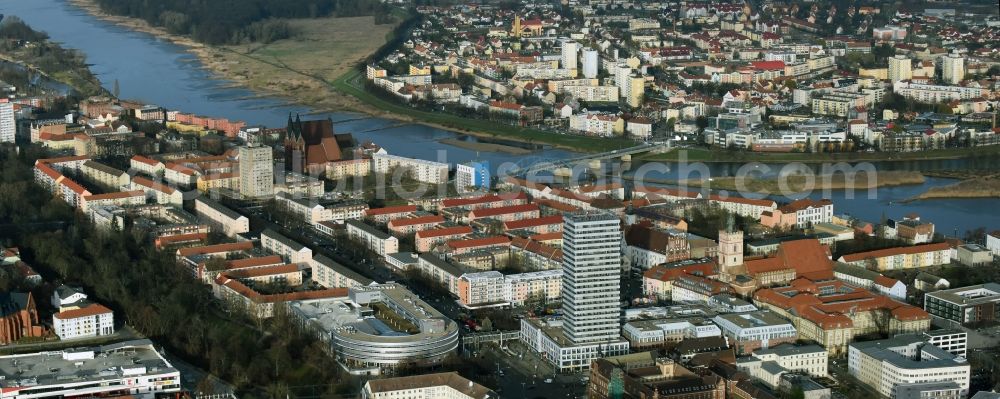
[718,215,743,276]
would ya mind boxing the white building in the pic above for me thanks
[53,303,115,340]
[848,335,970,399]
[0,102,15,143]
[346,219,399,258]
[940,53,965,85]
[362,372,496,399]
[0,340,181,398]
[261,228,313,264]
[238,145,274,199]
[563,212,623,344]
[986,231,1000,258]
[737,344,828,389]
[888,55,912,83]
[713,311,798,355]
[372,153,449,184]
[194,197,250,237]
[521,212,630,372]
[561,40,579,71]
[582,48,599,79]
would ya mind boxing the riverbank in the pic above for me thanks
[641,145,1000,163]
[437,138,534,155]
[908,172,1000,201]
[669,170,926,195]
[64,0,624,153]
[0,17,105,96]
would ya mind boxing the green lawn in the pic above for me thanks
[331,70,636,153]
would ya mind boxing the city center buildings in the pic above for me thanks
[521,212,629,372]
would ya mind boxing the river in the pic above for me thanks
[2,0,999,235]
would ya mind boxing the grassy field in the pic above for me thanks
[200,16,396,111]
[642,145,1000,163]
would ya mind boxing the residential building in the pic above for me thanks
[238,145,274,199]
[838,243,951,271]
[0,340,182,398]
[130,176,183,206]
[81,160,130,190]
[888,55,912,83]
[848,335,970,399]
[372,153,449,184]
[346,220,399,258]
[457,271,506,308]
[310,254,374,289]
[924,283,1000,324]
[194,197,250,237]
[0,102,15,143]
[760,199,834,229]
[52,303,114,340]
[415,226,473,252]
[504,269,562,307]
[455,161,490,191]
[388,214,445,235]
[261,229,312,264]
[362,372,496,399]
[366,205,418,223]
[833,263,907,299]
[940,53,965,85]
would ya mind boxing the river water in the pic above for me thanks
[3,0,999,234]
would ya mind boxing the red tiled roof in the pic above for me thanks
[751,60,786,71]
[131,155,161,166]
[177,241,254,257]
[469,204,539,218]
[530,231,563,241]
[83,190,145,201]
[840,242,950,263]
[37,155,90,165]
[132,176,176,194]
[446,236,511,249]
[226,255,284,270]
[441,192,527,208]
[416,225,474,239]
[35,163,62,180]
[60,178,90,195]
[388,215,445,227]
[54,303,112,320]
[503,215,564,230]
[366,205,418,216]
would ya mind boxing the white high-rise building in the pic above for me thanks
[615,63,631,95]
[0,102,15,143]
[888,55,912,83]
[238,145,274,199]
[562,212,623,344]
[941,53,965,85]
[561,40,579,71]
[582,48,599,79]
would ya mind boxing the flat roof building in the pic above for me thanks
[924,283,1000,325]
[0,340,181,399]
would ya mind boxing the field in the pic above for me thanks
[203,16,397,111]
[913,173,1000,200]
